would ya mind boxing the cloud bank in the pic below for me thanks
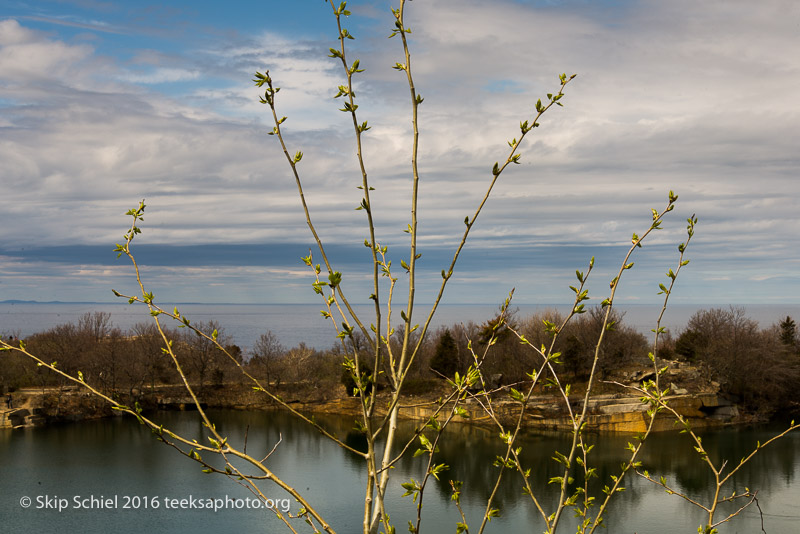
[1,0,799,307]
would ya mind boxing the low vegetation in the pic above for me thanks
[4,307,799,419]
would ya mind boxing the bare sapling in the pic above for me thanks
[2,2,798,534]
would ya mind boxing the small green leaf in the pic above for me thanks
[508,388,525,403]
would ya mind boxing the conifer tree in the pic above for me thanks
[430,329,459,378]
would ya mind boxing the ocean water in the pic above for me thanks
[1,301,798,354]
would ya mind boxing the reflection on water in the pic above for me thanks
[2,410,799,533]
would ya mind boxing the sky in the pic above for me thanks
[1,0,799,311]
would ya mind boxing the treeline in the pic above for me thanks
[669,308,800,412]
[0,312,244,396]
[2,307,799,415]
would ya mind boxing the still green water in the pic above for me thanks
[2,410,799,533]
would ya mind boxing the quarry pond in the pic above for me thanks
[2,409,799,533]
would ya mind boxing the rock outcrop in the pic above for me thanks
[0,360,749,433]
[1,408,46,429]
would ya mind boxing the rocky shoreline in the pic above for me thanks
[2,364,750,433]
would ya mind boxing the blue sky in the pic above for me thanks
[1,0,799,310]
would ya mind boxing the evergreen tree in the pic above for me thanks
[430,329,460,378]
[779,316,798,351]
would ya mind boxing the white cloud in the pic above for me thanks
[1,0,799,304]
[0,19,94,81]
[119,67,200,84]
